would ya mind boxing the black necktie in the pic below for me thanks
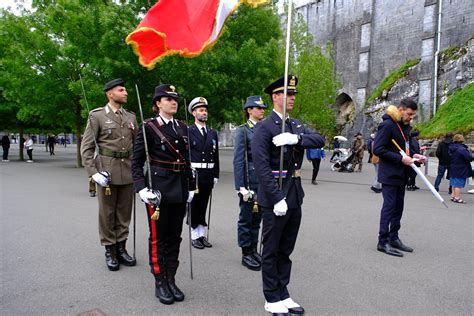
[285,118,293,133]
[168,120,177,134]
[201,127,207,140]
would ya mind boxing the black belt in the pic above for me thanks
[150,160,186,172]
[99,148,131,158]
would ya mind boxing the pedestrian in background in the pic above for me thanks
[330,138,341,161]
[351,132,365,172]
[369,132,382,193]
[448,134,473,204]
[2,135,10,162]
[367,133,375,163]
[24,136,34,162]
[306,147,325,185]
[47,135,56,155]
[406,130,421,191]
[434,133,453,193]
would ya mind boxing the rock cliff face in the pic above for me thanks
[340,39,473,138]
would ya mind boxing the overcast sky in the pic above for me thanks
[1,0,32,14]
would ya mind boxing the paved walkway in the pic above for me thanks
[1,145,472,315]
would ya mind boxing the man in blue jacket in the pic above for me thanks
[253,75,325,315]
[373,99,425,257]
[233,96,267,271]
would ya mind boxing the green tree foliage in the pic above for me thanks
[281,4,339,137]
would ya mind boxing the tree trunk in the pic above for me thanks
[75,98,84,168]
[19,126,24,161]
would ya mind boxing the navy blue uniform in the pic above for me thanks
[188,124,219,229]
[252,111,325,303]
[233,121,261,248]
[373,113,412,244]
[132,116,195,279]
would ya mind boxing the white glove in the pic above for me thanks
[213,178,219,185]
[139,188,159,205]
[272,132,299,146]
[187,191,195,203]
[92,172,110,187]
[273,199,288,216]
[239,187,254,202]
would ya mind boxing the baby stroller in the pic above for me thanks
[331,148,355,172]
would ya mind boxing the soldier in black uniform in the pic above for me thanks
[252,75,325,315]
[187,97,219,249]
[131,84,196,305]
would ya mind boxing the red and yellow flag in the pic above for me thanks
[126,0,270,70]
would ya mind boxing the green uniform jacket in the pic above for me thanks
[81,104,138,185]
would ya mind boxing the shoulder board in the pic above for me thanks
[175,119,187,128]
[91,107,103,113]
[123,109,136,115]
[238,123,246,128]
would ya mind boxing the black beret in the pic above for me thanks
[103,78,125,92]
[264,75,298,95]
[243,95,267,110]
[152,84,179,103]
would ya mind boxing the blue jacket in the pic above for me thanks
[306,148,325,160]
[448,143,473,179]
[373,113,412,186]
[252,111,325,208]
[233,121,259,191]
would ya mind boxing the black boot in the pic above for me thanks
[242,247,261,271]
[105,245,120,271]
[167,266,185,302]
[154,274,174,304]
[117,240,136,266]
[251,244,262,264]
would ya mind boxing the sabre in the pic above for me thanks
[79,74,111,195]
[391,139,448,208]
[278,0,293,189]
[206,191,212,240]
[135,84,162,213]
[184,98,194,280]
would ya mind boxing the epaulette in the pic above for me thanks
[91,107,102,113]
[238,123,246,128]
[123,109,136,115]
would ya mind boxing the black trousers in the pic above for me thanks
[190,183,212,229]
[310,158,321,181]
[146,202,186,277]
[2,148,9,160]
[407,168,417,186]
[379,184,405,243]
[26,149,33,160]
[261,205,302,303]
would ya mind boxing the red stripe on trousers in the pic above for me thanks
[148,204,160,275]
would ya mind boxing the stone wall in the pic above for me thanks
[282,0,474,135]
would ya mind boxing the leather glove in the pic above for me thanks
[239,187,253,202]
[213,178,219,185]
[187,191,195,203]
[92,171,110,187]
[273,199,288,216]
[272,132,299,146]
[139,188,160,205]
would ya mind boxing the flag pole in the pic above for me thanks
[278,0,293,189]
